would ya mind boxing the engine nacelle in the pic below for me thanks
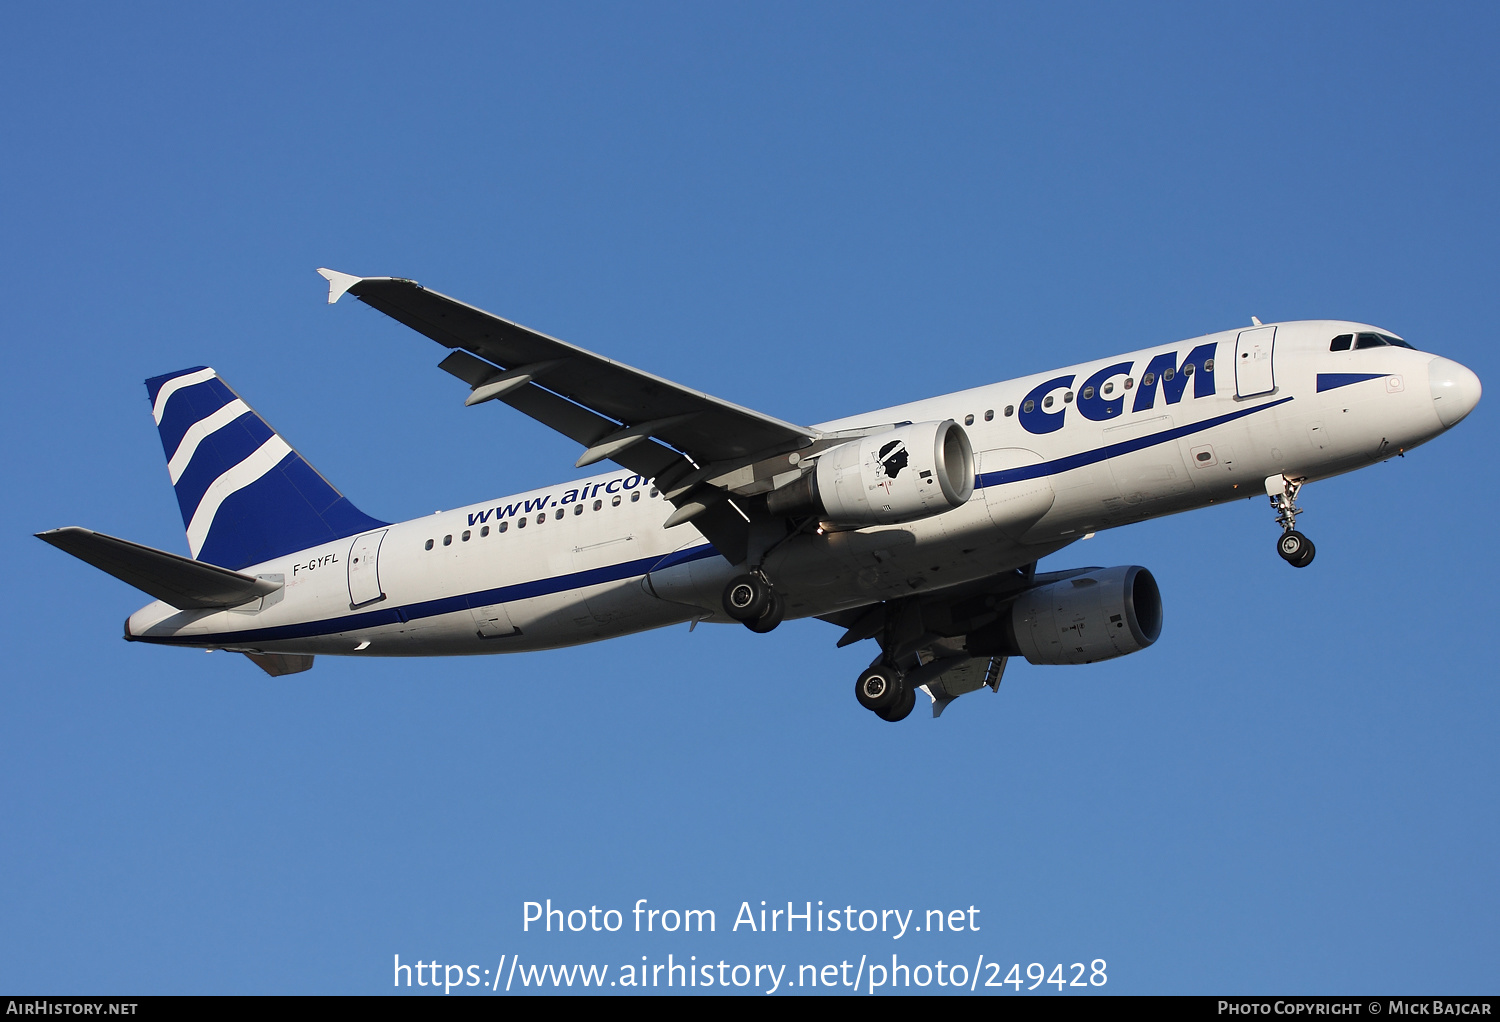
[767,420,974,527]
[969,565,1163,665]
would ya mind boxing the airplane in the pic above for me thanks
[37,269,1483,721]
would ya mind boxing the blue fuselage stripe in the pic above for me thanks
[976,396,1293,488]
[137,543,724,646]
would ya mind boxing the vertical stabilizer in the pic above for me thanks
[145,367,386,571]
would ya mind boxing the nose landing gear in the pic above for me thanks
[1267,474,1316,568]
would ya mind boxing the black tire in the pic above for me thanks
[876,684,917,722]
[722,574,770,621]
[743,591,785,633]
[855,665,902,712]
[1292,537,1316,568]
[1277,530,1309,563]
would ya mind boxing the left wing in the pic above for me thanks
[319,269,825,563]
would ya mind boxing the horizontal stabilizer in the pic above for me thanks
[243,651,315,676]
[36,527,282,610]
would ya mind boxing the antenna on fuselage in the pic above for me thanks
[1250,316,1263,326]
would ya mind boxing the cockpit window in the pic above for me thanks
[1354,332,1416,351]
[1330,334,1352,351]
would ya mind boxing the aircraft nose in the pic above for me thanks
[1428,357,1482,428]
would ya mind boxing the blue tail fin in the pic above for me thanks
[145,367,387,571]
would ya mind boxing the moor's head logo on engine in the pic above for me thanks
[876,440,908,479]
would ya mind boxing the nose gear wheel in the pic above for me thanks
[1277,530,1315,566]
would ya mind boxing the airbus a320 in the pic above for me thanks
[38,270,1482,720]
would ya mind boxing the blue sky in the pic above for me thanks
[2,2,1496,995]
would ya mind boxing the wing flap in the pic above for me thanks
[37,527,282,610]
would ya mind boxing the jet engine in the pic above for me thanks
[766,420,974,527]
[967,565,1163,665]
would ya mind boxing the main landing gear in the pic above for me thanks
[1267,474,1316,568]
[722,572,785,633]
[855,662,916,722]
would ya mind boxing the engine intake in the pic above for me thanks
[767,420,974,527]
[968,565,1163,665]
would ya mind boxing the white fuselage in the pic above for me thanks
[124,320,1469,657]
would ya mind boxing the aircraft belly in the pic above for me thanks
[764,504,1044,615]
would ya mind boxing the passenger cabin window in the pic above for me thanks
[612,494,622,507]
[1004,405,1015,416]
[499,521,508,533]
[593,499,603,511]
[424,539,433,550]
[573,504,583,516]
[554,508,563,520]
[481,525,490,537]
[462,530,471,541]
[443,535,452,546]
[631,491,640,502]
[984,409,994,421]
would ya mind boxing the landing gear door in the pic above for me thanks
[347,529,388,608]
[1235,325,1277,398]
